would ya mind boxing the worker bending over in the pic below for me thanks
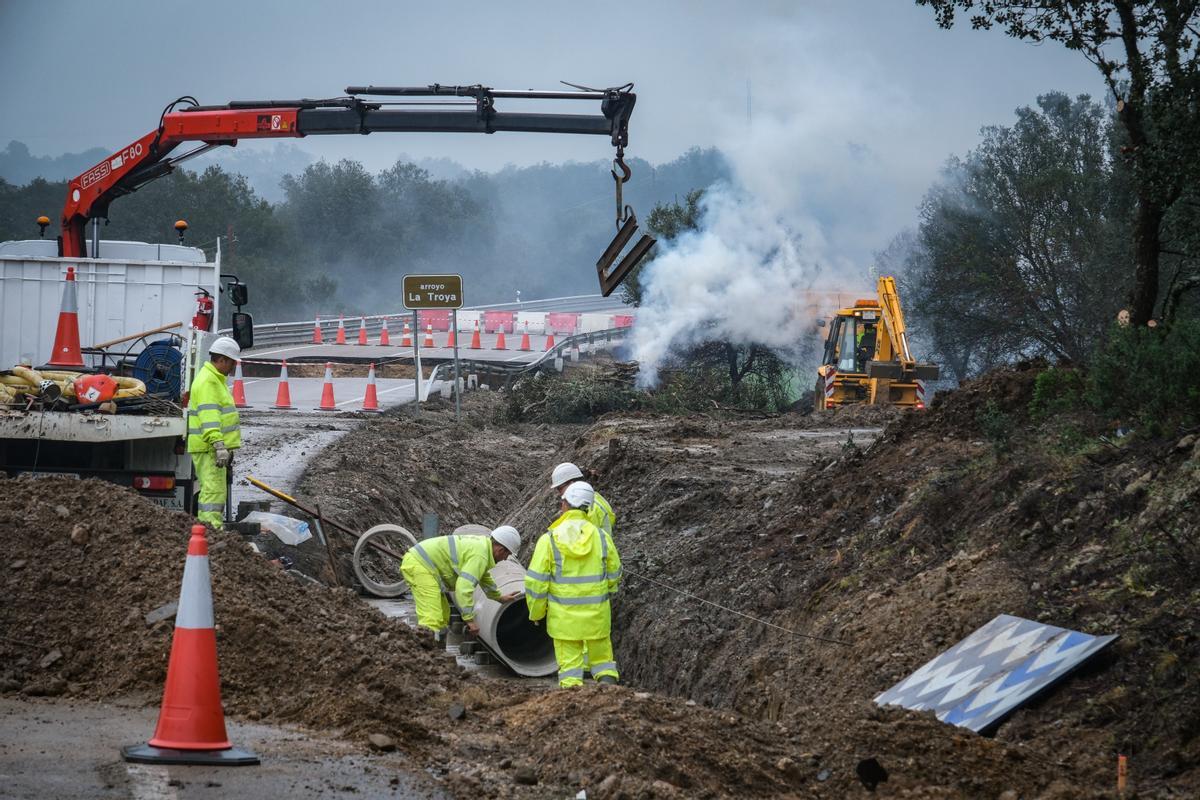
[551,462,615,537]
[401,527,522,637]
[187,337,242,528]
[525,482,621,687]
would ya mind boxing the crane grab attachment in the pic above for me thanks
[58,83,656,295]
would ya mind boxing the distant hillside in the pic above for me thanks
[0,141,110,185]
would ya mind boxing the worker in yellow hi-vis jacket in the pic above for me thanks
[187,337,242,528]
[400,527,523,636]
[550,462,615,537]
[525,481,621,687]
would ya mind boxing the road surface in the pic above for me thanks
[0,696,446,800]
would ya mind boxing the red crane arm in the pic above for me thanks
[57,85,650,294]
[61,108,302,257]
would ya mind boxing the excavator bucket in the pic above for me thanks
[596,216,656,297]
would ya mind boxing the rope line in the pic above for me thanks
[624,568,849,646]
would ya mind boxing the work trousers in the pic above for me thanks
[401,556,451,633]
[552,636,618,687]
[193,450,227,528]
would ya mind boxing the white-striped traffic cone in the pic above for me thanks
[122,524,259,765]
[47,266,84,367]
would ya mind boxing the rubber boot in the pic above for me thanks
[598,675,617,685]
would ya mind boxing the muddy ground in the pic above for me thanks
[4,365,1197,797]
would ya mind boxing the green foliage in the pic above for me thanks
[498,371,642,424]
[899,93,1130,380]
[916,1,1200,327]
[1,146,731,319]
[1030,367,1084,419]
[977,399,1014,452]
[1085,319,1200,434]
[657,341,792,412]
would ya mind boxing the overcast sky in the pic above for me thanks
[1,0,1107,263]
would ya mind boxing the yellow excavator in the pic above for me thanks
[814,276,939,410]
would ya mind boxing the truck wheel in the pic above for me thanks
[352,523,417,598]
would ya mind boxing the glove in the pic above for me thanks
[212,441,231,469]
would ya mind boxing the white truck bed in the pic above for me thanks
[0,410,185,442]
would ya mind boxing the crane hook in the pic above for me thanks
[611,147,633,229]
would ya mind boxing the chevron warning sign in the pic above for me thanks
[874,614,1116,733]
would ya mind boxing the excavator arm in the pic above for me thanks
[60,84,651,293]
[875,276,914,370]
[866,275,939,383]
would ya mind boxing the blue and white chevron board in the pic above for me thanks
[874,614,1117,733]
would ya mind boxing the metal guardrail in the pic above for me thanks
[221,295,631,349]
[423,325,632,397]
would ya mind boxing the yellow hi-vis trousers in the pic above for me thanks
[193,451,227,528]
[553,637,618,687]
[401,553,451,633]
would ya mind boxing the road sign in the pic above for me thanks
[403,275,463,310]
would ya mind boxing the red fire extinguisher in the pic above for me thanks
[192,288,214,331]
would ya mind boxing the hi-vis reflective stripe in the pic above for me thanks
[198,502,224,512]
[413,543,442,582]
[176,554,214,629]
[525,589,548,599]
[559,668,585,679]
[553,572,607,584]
[548,594,609,605]
[526,568,551,581]
[459,570,481,586]
[548,536,564,577]
[590,661,617,674]
[190,404,222,414]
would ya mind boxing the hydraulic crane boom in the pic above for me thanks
[59,84,652,292]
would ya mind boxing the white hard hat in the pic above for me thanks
[563,481,594,510]
[490,525,521,556]
[551,462,584,489]
[209,337,241,360]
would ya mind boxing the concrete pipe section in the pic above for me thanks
[471,558,558,678]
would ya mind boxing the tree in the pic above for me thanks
[620,189,704,306]
[897,93,1130,378]
[917,0,1200,326]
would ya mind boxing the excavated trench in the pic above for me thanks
[290,396,872,703]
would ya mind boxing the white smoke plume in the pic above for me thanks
[630,19,921,386]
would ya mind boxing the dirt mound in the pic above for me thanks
[0,475,464,748]
[509,366,1200,797]
[294,392,575,582]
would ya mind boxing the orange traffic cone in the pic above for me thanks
[400,321,412,347]
[316,363,337,410]
[423,323,435,348]
[231,361,250,408]
[361,363,381,412]
[544,332,556,351]
[379,317,391,346]
[519,322,531,351]
[273,360,295,409]
[494,327,508,350]
[446,326,456,348]
[122,525,259,765]
[470,320,482,350]
[312,316,323,344]
[335,315,347,345]
[47,266,84,367]
[357,317,368,346]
